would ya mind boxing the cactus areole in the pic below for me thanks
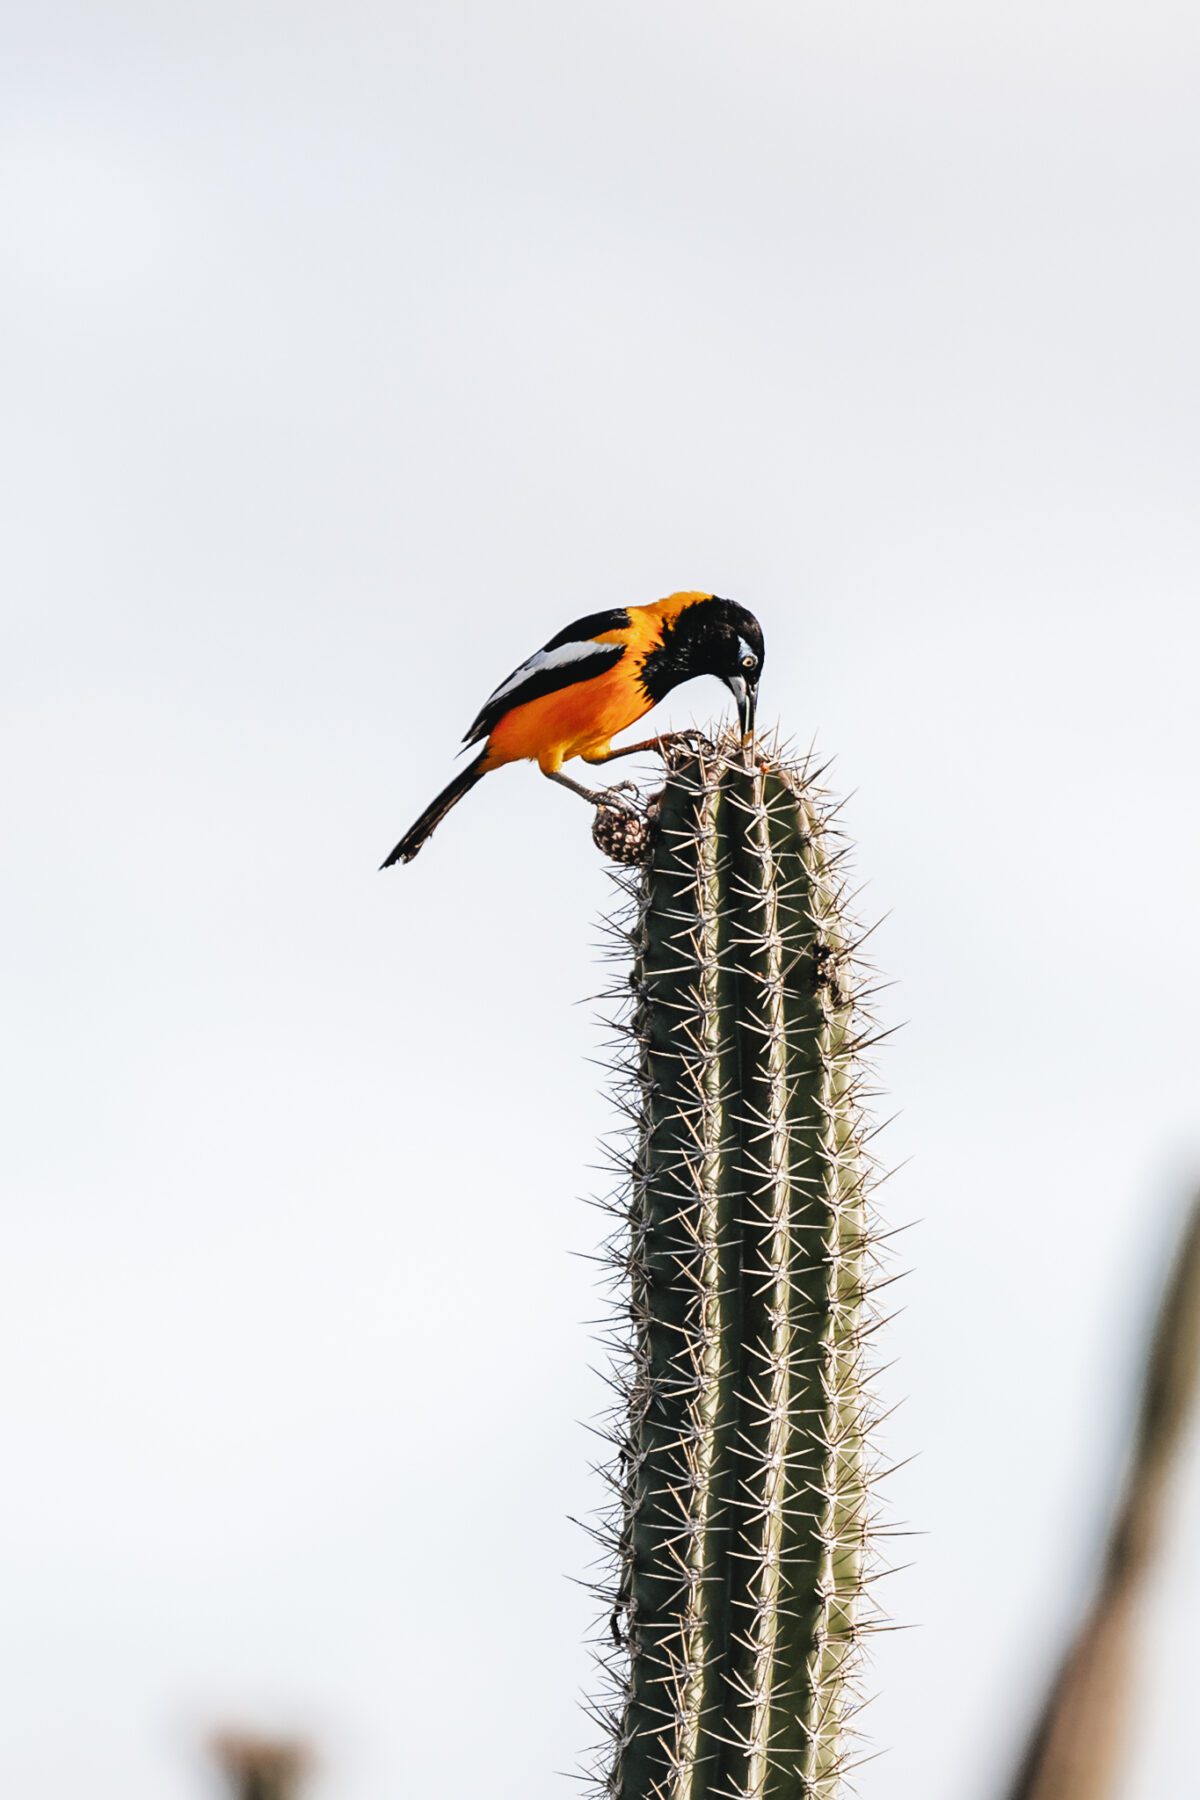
[591,738,879,1800]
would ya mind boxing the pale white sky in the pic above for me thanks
[3,2,1199,1796]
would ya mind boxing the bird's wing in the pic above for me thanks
[462,609,631,746]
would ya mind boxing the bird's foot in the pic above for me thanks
[656,728,709,757]
[544,767,641,813]
[598,779,640,808]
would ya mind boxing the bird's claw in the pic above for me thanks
[658,728,708,757]
[599,780,640,808]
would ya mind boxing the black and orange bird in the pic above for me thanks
[380,590,764,866]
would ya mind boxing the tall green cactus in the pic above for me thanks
[589,735,882,1800]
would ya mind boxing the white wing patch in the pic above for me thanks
[484,638,607,708]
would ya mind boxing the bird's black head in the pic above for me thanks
[640,595,765,739]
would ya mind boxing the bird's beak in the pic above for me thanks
[726,674,758,743]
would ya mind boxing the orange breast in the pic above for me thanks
[482,656,653,772]
[475,596,708,775]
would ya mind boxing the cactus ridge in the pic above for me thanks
[581,734,892,1800]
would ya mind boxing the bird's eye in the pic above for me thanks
[741,654,758,670]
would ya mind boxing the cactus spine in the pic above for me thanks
[591,737,881,1800]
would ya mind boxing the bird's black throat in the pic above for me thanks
[639,595,764,705]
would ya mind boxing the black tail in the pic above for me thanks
[379,754,488,868]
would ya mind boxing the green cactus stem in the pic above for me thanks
[589,735,884,1800]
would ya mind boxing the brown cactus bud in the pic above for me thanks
[592,803,652,865]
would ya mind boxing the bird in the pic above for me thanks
[380,590,764,866]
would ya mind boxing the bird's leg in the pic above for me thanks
[543,768,639,811]
[583,729,707,765]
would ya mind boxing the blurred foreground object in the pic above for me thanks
[1006,1195,1200,1800]
[212,1733,312,1800]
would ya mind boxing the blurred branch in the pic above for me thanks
[1005,1194,1200,1800]
[212,1733,312,1800]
